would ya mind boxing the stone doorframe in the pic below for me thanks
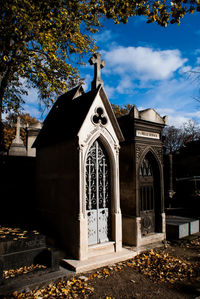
[78,129,122,260]
[136,146,165,236]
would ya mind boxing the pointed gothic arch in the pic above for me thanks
[85,139,111,245]
[82,132,119,249]
[138,149,162,235]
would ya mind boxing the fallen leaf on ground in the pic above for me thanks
[3,264,47,279]
[126,249,199,283]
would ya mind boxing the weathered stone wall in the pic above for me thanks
[35,138,80,258]
[119,142,136,216]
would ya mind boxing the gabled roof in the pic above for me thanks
[130,106,168,125]
[33,84,124,148]
[98,87,124,142]
[117,105,167,141]
[139,108,168,125]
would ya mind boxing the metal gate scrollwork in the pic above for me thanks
[86,139,110,245]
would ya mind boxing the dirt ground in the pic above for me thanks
[86,236,200,299]
[3,235,200,299]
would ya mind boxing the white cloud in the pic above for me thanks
[156,86,200,127]
[23,87,39,104]
[157,108,191,127]
[82,74,92,91]
[104,85,115,98]
[156,108,176,115]
[186,110,200,119]
[168,114,190,127]
[179,65,192,75]
[143,77,196,108]
[112,74,199,127]
[116,76,135,94]
[104,46,187,81]
[23,104,44,120]
[100,45,200,128]
[95,30,118,43]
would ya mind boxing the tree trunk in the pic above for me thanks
[0,98,2,123]
[0,70,10,153]
[0,98,3,154]
[0,86,5,152]
[0,73,3,123]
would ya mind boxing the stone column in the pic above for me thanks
[78,145,88,260]
[27,122,42,157]
[168,153,175,208]
[113,144,122,252]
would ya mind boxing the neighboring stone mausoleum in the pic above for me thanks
[118,106,168,247]
[8,116,42,157]
[34,54,124,263]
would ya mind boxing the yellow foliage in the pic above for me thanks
[0,0,199,117]
[111,103,134,118]
[3,56,8,61]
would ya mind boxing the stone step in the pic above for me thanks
[0,231,60,284]
[88,241,115,258]
[0,247,60,283]
[62,241,164,274]
[62,248,138,273]
[0,234,46,255]
[0,266,73,296]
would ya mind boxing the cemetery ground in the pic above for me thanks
[1,232,200,298]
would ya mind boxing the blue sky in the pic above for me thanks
[23,13,200,127]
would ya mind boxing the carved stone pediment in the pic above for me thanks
[136,144,163,164]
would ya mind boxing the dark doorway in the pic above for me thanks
[139,152,160,235]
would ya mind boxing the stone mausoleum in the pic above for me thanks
[34,54,124,266]
[118,106,168,247]
[33,53,167,271]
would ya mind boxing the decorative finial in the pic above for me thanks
[89,53,105,90]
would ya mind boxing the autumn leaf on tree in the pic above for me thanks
[1,0,200,123]
[111,103,134,118]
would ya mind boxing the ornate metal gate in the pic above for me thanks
[139,157,155,235]
[86,140,110,245]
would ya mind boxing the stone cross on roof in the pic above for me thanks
[89,53,105,90]
[12,116,26,144]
